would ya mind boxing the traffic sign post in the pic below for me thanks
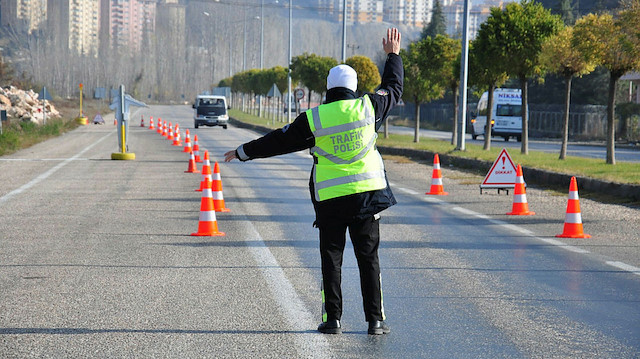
[38,87,52,125]
[75,83,88,125]
[480,148,518,194]
[110,84,147,160]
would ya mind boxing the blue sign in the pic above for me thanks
[38,87,52,101]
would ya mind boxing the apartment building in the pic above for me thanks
[384,0,434,28]
[46,0,101,56]
[108,0,156,52]
[1,0,47,34]
[318,0,384,25]
[444,0,502,39]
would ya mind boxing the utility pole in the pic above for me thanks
[342,0,347,62]
[287,0,293,123]
[456,0,471,151]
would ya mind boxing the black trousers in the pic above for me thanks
[319,215,384,322]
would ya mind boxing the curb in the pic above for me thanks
[230,118,640,202]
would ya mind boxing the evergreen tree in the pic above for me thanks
[421,0,446,39]
[558,0,575,25]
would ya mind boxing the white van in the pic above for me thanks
[193,95,229,129]
[471,88,523,142]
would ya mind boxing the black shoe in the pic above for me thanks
[317,319,342,334]
[368,320,390,335]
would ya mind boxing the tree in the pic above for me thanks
[573,3,640,164]
[540,26,597,160]
[400,36,451,143]
[423,35,461,145]
[421,0,446,39]
[484,1,563,154]
[291,53,337,108]
[469,22,509,150]
[218,77,233,88]
[0,55,14,87]
[268,66,289,95]
[345,55,381,94]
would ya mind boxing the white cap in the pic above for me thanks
[327,64,358,92]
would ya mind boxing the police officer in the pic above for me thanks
[224,28,402,335]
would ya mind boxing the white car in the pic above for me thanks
[193,95,229,129]
[471,88,523,142]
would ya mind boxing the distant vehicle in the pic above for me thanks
[193,95,229,129]
[471,88,523,142]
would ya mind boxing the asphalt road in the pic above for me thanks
[1,105,638,358]
[385,125,640,163]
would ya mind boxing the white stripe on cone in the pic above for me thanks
[514,194,527,203]
[200,210,217,222]
[565,212,582,224]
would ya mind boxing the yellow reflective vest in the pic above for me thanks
[307,95,386,202]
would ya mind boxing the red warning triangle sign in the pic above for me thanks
[481,148,517,188]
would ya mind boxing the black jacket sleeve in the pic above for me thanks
[367,53,404,131]
[236,53,403,161]
[236,113,314,161]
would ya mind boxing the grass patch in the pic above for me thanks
[0,118,79,156]
[226,109,640,186]
[230,109,290,130]
[0,98,110,156]
[377,133,640,185]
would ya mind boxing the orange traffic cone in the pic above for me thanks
[556,177,591,238]
[113,118,117,126]
[162,121,168,137]
[140,115,145,127]
[196,150,212,192]
[426,154,448,195]
[506,164,535,215]
[182,129,192,153]
[167,122,174,140]
[193,135,202,163]
[212,161,231,212]
[191,179,225,237]
[149,117,154,130]
[172,128,182,146]
[185,150,200,173]
[157,119,163,134]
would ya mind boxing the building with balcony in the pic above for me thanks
[108,0,156,53]
[47,0,101,56]
[318,0,384,25]
[384,0,434,28]
[1,0,47,34]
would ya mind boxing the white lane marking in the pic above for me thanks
[394,183,640,275]
[0,130,114,207]
[395,183,640,275]
[0,158,89,161]
[535,237,590,254]
[451,206,481,216]
[606,261,640,276]
[242,221,330,359]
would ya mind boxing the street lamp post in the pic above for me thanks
[456,0,471,151]
[287,0,292,123]
[342,0,347,62]
[260,0,264,70]
[259,0,264,118]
